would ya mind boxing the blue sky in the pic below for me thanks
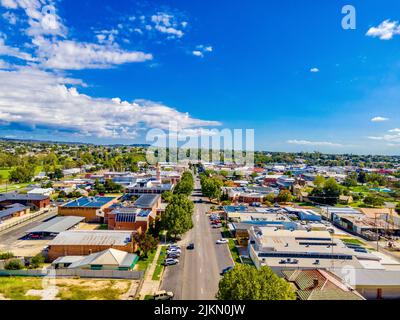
[0,0,400,155]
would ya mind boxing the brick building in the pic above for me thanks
[0,193,50,210]
[47,230,138,261]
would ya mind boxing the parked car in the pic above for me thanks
[167,244,180,250]
[167,248,182,255]
[164,258,179,266]
[167,253,180,259]
[212,224,223,229]
[187,243,195,250]
[220,266,234,276]
[216,239,229,245]
[212,220,222,225]
[153,290,174,301]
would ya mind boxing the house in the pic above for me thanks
[331,268,400,300]
[52,248,139,271]
[0,203,30,222]
[283,269,364,300]
[27,188,54,197]
[59,196,117,223]
[0,193,50,210]
[339,195,353,205]
[47,230,138,261]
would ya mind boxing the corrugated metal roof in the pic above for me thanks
[49,230,134,246]
[26,216,85,234]
[134,194,160,208]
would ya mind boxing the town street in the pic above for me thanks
[160,176,234,300]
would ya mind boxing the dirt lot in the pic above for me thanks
[0,277,139,300]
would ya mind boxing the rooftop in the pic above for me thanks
[49,230,134,246]
[26,216,85,234]
[62,197,116,209]
[133,194,160,208]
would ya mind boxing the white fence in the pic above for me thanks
[0,268,143,280]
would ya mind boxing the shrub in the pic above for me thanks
[30,254,45,269]
[0,252,15,260]
[5,259,24,270]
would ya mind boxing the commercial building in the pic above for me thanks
[59,196,117,222]
[0,192,50,210]
[52,248,139,271]
[283,207,322,222]
[47,230,138,261]
[0,203,30,222]
[248,228,379,273]
[126,180,173,195]
[107,207,155,232]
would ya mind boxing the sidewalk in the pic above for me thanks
[138,245,163,299]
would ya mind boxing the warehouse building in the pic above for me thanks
[59,196,117,222]
[47,230,138,261]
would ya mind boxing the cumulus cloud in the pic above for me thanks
[0,67,220,138]
[368,128,400,143]
[310,67,319,73]
[371,116,389,122]
[366,20,400,40]
[34,37,153,70]
[151,12,184,38]
[287,140,343,147]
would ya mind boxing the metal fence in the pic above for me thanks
[0,268,144,280]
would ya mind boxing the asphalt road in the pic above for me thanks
[160,177,234,300]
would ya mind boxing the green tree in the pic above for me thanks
[162,204,193,238]
[217,265,296,300]
[276,190,293,203]
[8,165,35,183]
[30,254,45,269]
[133,233,158,258]
[201,177,223,201]
[363,195,385,208]
[313,175,325,188]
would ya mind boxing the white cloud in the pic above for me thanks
[0,67,221,138]
[366,20,400,40]
[151,12,184,39]
[371,116,389,122]
[192,50,203,57]
[310,67,320,73]
[287,140,343,147]
[368,128,400,143]
[192,45,213,58]
[33,37,153,70]
[0,0,18,9]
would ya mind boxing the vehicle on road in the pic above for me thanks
[187,243,195,250]
[167,245,181,250]
[167,253,180,259]
[164,258,179,266]
[220,266,234,276]
[216,239,229,244]
[153,290,174,300]
[211,220,222,225]
[212,224,223,229]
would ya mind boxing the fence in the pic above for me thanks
[0,209,56,233]
[0,268,144,280]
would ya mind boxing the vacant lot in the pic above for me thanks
[0,277,136,300]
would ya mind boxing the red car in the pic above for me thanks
[212,220,221,225]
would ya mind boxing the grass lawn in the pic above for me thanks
[228,239,241,264]
[0,168,12,180]
[152,246,166,281]
[0,277,131,300]
[0,183,29,193]
[136,249,157,272]
[0,277,43,300]
[56,279,130,300]
[341,238,366,246]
